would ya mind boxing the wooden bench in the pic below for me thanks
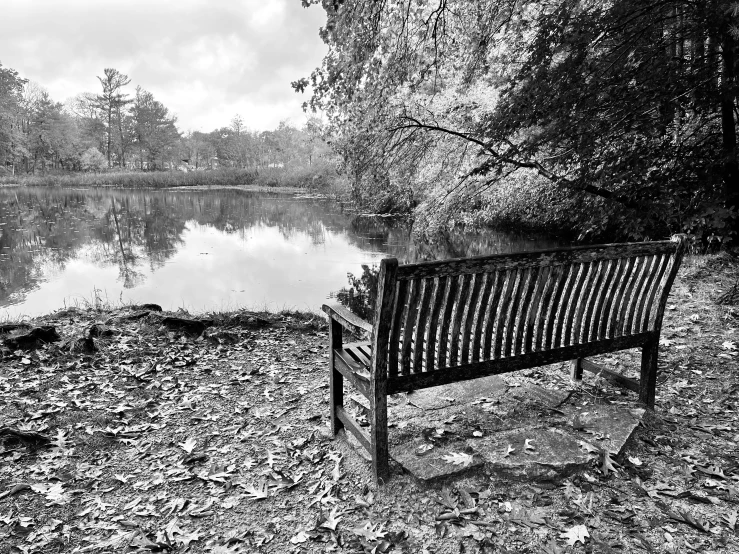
[322,236,686,483]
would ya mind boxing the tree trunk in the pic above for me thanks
[721,33,739,209]
[107,102,113,168]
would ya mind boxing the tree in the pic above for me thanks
[80,147,106,172]
[96,68,131,168]
[131,87,180,169]
[0,63,27,172]
[300,0,739,242]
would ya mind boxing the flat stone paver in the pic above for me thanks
[384,374,644,483]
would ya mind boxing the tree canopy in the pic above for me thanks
[300,0,739,242]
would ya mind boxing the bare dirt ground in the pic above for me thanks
[0,254,738,553]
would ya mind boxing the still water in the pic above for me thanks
[0,187,562,318]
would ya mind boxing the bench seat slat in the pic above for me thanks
[334,348,370,398]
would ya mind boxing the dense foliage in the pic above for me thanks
[0,63,337,180]
[299,0,739,243]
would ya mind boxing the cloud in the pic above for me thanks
[0,0,326,131]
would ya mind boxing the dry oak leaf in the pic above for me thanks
[179,437,197,454]
[441,452,474,467]
[560,524,589,546]
[242,480,270,500]
[350,520,387,542]
[319,507,343,531]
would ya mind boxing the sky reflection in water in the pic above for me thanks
[0,188,561,318]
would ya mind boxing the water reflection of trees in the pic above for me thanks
[0,187,561,311]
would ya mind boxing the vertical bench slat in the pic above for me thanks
[503,268,528,357]
[482,271,505,360]
[598,257,630,339]
[534,265,561,351]
[562,262,593,346]
[648,236,686,334]
[471,273,494,362]
[412,278,435,372]
[544,264,574,350]
[437,276,459,368]
[400,279,422,375]
[574,260,607,345]
[516,266,541,354]
[624,255,657,335]
[523,266,549,354]
[637,253,670,333]
[462,273,485,364]
[425,277,447,372]
[645,256,676,330]
[493,269,518,359]
[388,280,408,378]
[555,263,585,348]
[603,257,634,339]
[449,274,473,367]
[585,258,619,343]
[613,256,647,337]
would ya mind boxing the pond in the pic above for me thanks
[0,187,564,318]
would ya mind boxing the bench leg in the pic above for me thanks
[570,358,583,382]
[329,319,344,436]
[639,339,658,408]
[370,394,390,485]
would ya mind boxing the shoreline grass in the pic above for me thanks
[0,165,347,192]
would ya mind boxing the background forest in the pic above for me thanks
[297,0,739,244]
[0,66,334,180]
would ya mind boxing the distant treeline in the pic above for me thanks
[0,64,338,178]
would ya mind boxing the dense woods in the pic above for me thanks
[0,64,332,177]
[298,0,739,243]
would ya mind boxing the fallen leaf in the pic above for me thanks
[350,520,386,541]
[179,437,197,454]
[560,524,589,546]
[242,480,270,500]
[441,452,474,467]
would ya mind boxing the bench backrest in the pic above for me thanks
[370,237,686,388]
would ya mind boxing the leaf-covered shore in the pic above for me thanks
[0,255,738,553]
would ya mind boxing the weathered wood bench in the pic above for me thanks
[322,236,686,483]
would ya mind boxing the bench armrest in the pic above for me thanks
[322,303,373,335]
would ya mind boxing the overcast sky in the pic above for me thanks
[0,0,327,132]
